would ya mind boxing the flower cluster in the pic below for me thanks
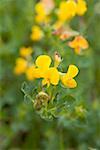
[14,0,90,120]
[30,0,88,55]
[34,0,87,25]
[15,54,79,89]
[30,0,54,41]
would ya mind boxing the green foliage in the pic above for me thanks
[0,0,100,149]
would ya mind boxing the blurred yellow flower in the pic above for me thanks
[68,35,89,54]
[61,65,79,88]
[30,26,43,41]
[35,2,46,15]
[76,0,87,16]
[14,58,27,75]
[20,47,33,58]
[57,0,77,23]
[35,2,50,24]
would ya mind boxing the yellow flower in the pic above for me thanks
[20,47,33,58]
[30,26,43,41]
[35,2,50,24]
[42,67,60,87]
[61,65,79,88]
[57,0,77,23]
[35,55,59,86]
[26,66,41,80]
[14,58,27,75]
[35,2,46,16]
[76,0,87,16]
[68,35,89,55]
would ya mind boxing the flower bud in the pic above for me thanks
[54,51,62,68]
[34,91,50,110]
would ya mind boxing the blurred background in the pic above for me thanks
[0,0,100,149]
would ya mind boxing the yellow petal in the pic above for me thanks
[45,67,59,85]
[35,55,51,69]
[42,67,60,86]
[49,68,60,85]
[68,40,78,48]
[26,66,43,80]
[57,1,77,22]
[34,2,51,24]
[61,76,77,88]
[78,36,89,49]
[33,68,43,78]
[42,78,49,86]
[74,47,81,55]
[68,36,89,50]
[67,65,79,78]
[25,66,35,80]
[35,2,45,14]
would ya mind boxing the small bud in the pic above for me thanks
[54,51,62,68]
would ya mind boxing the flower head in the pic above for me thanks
[68,35,89,54]
[61,65,79,88]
